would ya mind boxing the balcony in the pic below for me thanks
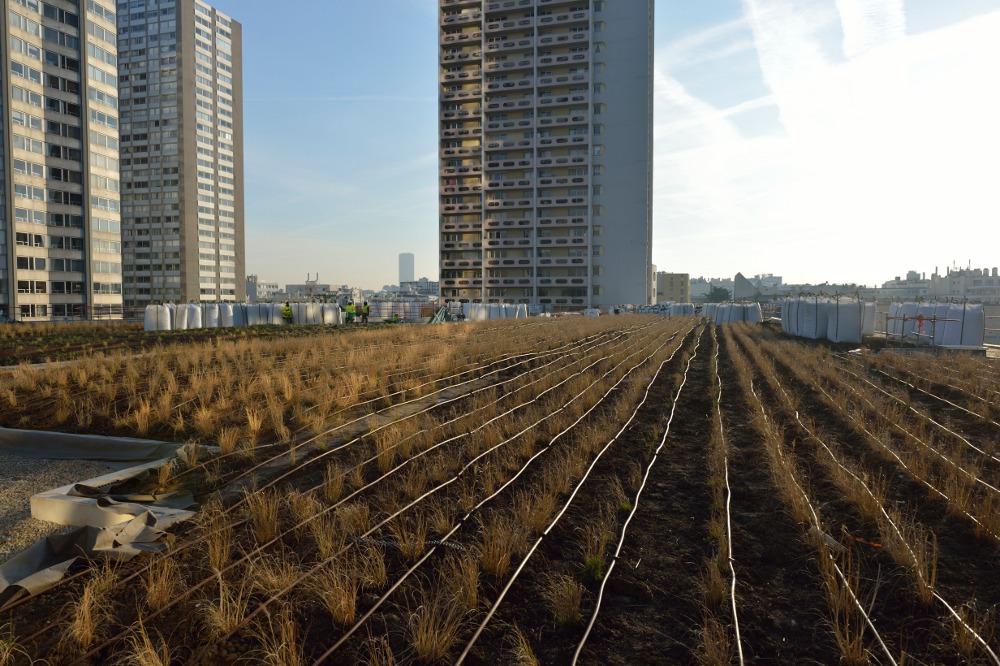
[441,49,482,64]
[485,77,533,92]
[441,127,482,139]
[536,111,588,128]
[536,73,588,88]
[486,198,534,209]
[485,178,532,190]
[441,164,482,177]
[440,88,482,101]
[537,177,587,188]
[537,236,587,245]
[441,69,482,83]
[484,239,533,248]
[485,138,534,150]
[441,146,481,158]
[486,0,533,13]
[485,97,534,111]
[443,0,481,7]
[536,196,587,207]
[485,117,532,130]
[442,11,481,28]
[536,135,589,149]
[538,51,589,67]
[484,216,532,228]
[486,158,533,169]
[537,92,590,106]
[440,184,483,195]
[537,31,588,48]
[485,57,533,73]
[441,31,482,46]
[485,16,535,33]
[442,203,483,214]
[537,155,587,167]
[537,11,588,28]
[484,38,533,53]
[440,107,482,120]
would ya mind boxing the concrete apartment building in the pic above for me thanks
[117,0,244,308]
[1,0,125,320]
[438,0,653,309]
[655,272,689,303]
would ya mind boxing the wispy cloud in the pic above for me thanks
[654,3,1000,284]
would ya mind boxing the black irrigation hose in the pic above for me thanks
[572,326,704,664]
[309,323,692,664]
[454,324,699,665]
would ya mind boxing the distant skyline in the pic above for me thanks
[207,0,1000,292]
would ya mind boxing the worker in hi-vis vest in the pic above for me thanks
[281,301,293,323]
[345,301,356,324]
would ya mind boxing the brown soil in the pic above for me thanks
[2,320,999,665]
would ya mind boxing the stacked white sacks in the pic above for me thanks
[669,303,695,317]
[144,302,348,331]
[826,299,876,344]
[886,302,985,347]
[702,303,718,320]
[454,303,528,320]
[713,303,762,325]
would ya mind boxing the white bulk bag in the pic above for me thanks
[827,299,863,344]
[232,304,247,327]
[187,303,203,329]
[220,303,235,328]
[203,303,220,328]
[899,303,919,340]
[143,305,157,332]
[797,298,828,340]
[174,303,189,330]
[270,304,285,325]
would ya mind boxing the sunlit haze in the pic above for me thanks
[209,0,1000,291]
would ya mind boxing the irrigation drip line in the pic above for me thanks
[786,348,1000,543]
[572,326,704,665]
[309,322,692,665]
[66,321,671,664]
[711,325,745,666]
[754,333,1000,505]
[454,324,700,665]
[9,325,650,637]
[725,328,899,666]
[736,327,999,665]
[836,353,1000,451]
[222,322,681,654]
[54,327,647,657]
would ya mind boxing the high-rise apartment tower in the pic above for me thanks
[438,0,653,308]
[399,252,414,284]
[117,0,244,307]
[1,0,125,320]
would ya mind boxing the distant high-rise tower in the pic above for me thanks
[118,0,244,306]
[399,252,415,284]
[438,0,654,308]
[1,0,125,320]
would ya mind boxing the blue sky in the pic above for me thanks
[208,0,1000,290]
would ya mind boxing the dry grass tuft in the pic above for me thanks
[253,603,305,666]
[362,634,396,666]
[309,562,358,626]
[202,570,250,636]
[507,626,540,666]
[145,556,183,611]
[477,514,526,579]
[540,573,584,628]
[251,552,303,596]
[0,622,31,666]
[244,489,281,544]
[323,462,346,504]
[407,589,466,665]
[698,614,733,666]
[439,552,480,612]
[119,618,171,666]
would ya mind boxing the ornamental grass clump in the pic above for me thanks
[541,573,584,628]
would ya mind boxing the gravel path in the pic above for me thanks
[0,452,113,565]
